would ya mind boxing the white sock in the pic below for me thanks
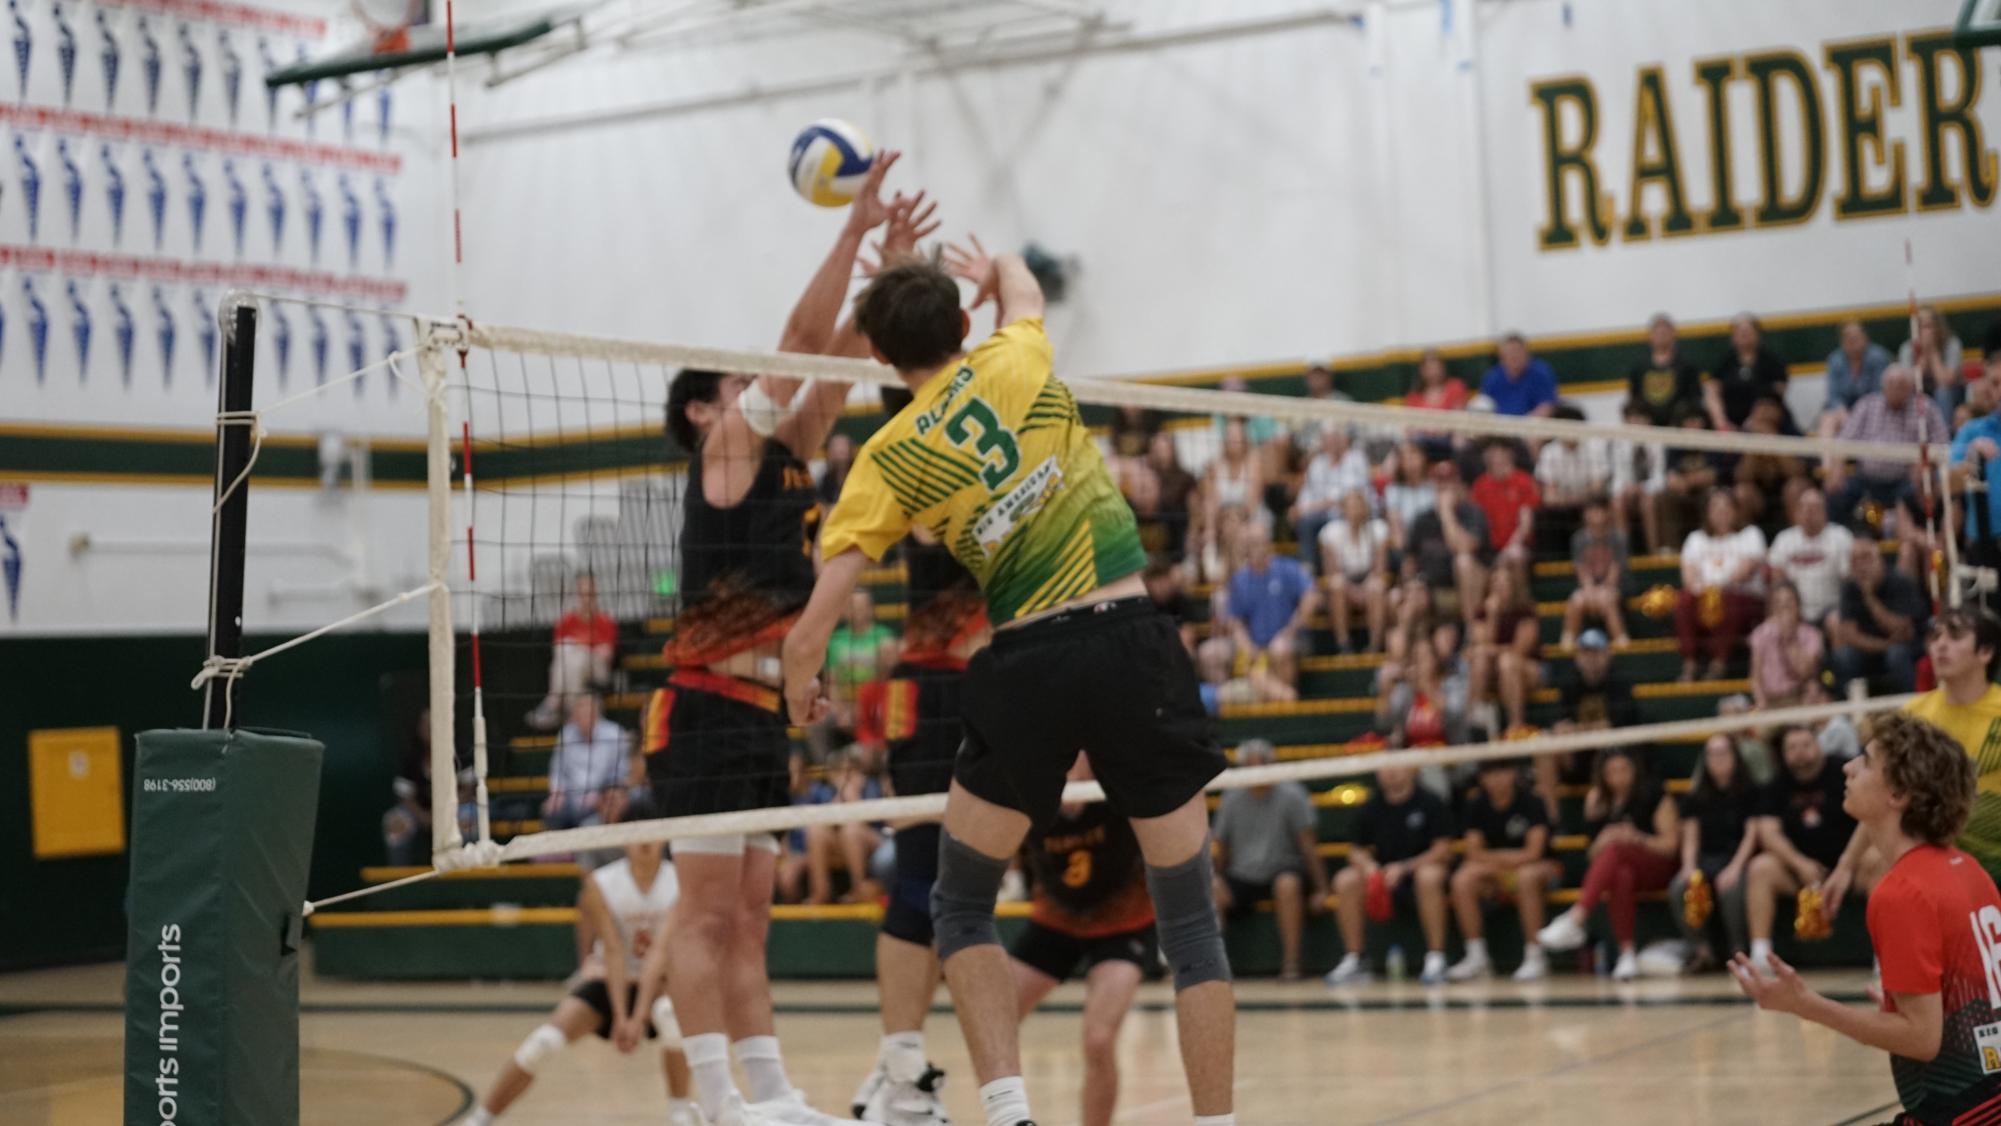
[668,1096,695,1120]
[881,1030,926,1083]
[1522,941,1544,959]
[981,1075,1032,1126]
[1751,939,1773,965]
[732,1035,794,1104]
[463,1109,495,1126]
[683,1033,737,1119]
[1464,938,1488,961]
[1194,1116,1237,1126]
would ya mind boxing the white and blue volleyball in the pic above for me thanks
[787,119,875,207]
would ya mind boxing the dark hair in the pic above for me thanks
[1672,403,1709,427]
[1621,397,1650,419]
[853,260,966,372]
[1869,712,1977,845]
[1776,724,1818,752]
[1929,607,2001,680]
[1480,756,1524,776]
[1690,736,1751,803]
[1590,748,1651,823]
[1552,403,1587,424]
[1500,331,1528,348]
[665,368,727,454]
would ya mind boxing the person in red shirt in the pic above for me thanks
[1469,441,1539,578]
[529,573,621,730]
[1734,712,2001,1125]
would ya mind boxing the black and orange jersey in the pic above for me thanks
[1024,802,1153,938]
[665,437,819,666]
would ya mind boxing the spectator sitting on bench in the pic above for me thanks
[1211,739,1330,981]
[1536,748,1681,981]
[1326,765,1455,987]
[1743,726,1878,974]
[527,573,618,731]
[1445,758,1560,983]
[1669,735,1760,973]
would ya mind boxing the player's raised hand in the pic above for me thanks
[943,234,999,309]
[842,149,903,235]
[862,191,942,276]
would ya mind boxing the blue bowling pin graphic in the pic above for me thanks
[261,163,284,255]
[192,288,216,385]
[22,277,47,384]
[100,144,124,245]
[299,167,322,263]
[138,16,160,116]
[257,37,278,130]
[268,299,289,386]
[308,305,327,386]
[142,148,165,249]
[54,3,75,106]
[95,8,117,107]
[11,0,31,99]
[340,78,354,141]
[222,158,246,257]
[374,177,395,266]
[152,285,175,387]
[338,174,360,270]
[177,23,200,121]
[109,282,134,387]
[297,44,317,136]
[66,279,91,385]
[345,310,365,395]
[57,139,82,241]
[15,137,41,243]
[219,30,241,126]
[1,515,18,623]
[379,314,400,397]
[182,153,205,250]
[377,74,392,146]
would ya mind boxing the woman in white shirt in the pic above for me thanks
[1381,442,1438,554]
[1291,427,1373,570]
[1319,489,1390,653]
[1675,489,1768,683]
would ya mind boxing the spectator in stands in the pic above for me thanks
[1469,563,1541,734]
[1826,365,1945,531]
[1561,495,1631,649]
[1203,418,1265,561]
[817,433,855,507]
[1320,489,1390,653]
[1480,333,1559,419]
[1676,490,1768,683]
[1903,304,1967,421]
[1627,313,1704,427]
[1742,726,1868,973]
[1326,764,1455,986]
[1108,404,1161,464]
[1145,432,1199,559]
[1669,734,1759,972]
[543,693,631,840]
[1660,407,1723,547]
[1471,441,1539,576]
[383,707,472,866]
[1730,395,1808,533]
[1537,748,1681,981]
[1768,488,1853,624]
[1292,427,1373,570]
[1819,318,1892,435]
[527,573,618,730]
[1950,356,2001,570]
[1196,502,1256,588]
[824,588,898,743]
[1406,349,1469,460]
[1534,404,1611,547]
[1382,634,1467,748]
[1406,464,1491,627]
[1289,363,1353,458]
[1446,758,1560,982]
[799,747,887,905]
[1381,443,1438,557]
[1547,629,1640,812]
[1143,559,1199,655]
[1704,312,1792,433]
[1203,522,1318,703]
[1831,533,1927,694]
[1212,739,1329,980]
[1611,399,1668,554]
[1748,581,1823,710]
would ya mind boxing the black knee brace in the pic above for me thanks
[929,831,1007,962]
[1148,841,1233,990]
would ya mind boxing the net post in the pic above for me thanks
[203,294,259,729]
[421,329,464,858]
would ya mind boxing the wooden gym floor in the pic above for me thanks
[1,960,1902,1125]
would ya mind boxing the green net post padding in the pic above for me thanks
[124,728,323,1126]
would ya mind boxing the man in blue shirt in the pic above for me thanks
[1950,356,2001,569]
[1200,522,1318,702]
[1480,333,1559,418]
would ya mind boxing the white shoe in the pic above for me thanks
[1537,912,1587,953]
[863,1065,951,1126]
[851,1064,886,1119]
[708,1095,770,1126]
[1444,952,1491,982]
[750,1092,874,1126]
[1612,949,1638,982]
[1324,953,1372,986]
[1512,948,1549,982]
[1419,951,1449,985]
[669,1107,705,1126]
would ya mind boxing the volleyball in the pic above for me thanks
[787,119,875,207]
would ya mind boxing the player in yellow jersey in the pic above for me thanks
[782,240,1236,1126]
[1904,608,2001,879]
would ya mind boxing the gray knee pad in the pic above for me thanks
[1147,842,1233,991]
[930,832,1008,962]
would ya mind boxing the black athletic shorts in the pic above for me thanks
[569,978,657,1040]
[1010,920,1159,983]
[1223,869,1306,921]
[956,596,1225,828]
[885,659,965,798]
[643,673,791,819]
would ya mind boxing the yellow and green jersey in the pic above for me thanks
[819,319,1145,625]
[1906,684,2001,876]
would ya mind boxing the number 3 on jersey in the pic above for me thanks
[1063,848,1092,888]
[945,397,1019,490]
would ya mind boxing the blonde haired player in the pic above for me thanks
[460,797,695,1125]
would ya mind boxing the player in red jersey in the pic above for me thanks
[1734,713,2001,1125]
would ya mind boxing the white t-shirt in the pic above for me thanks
[1319,517,1389,580]
[1297,449,1374,513]
[590,857,680,978]
[1767,523,1854,620]
[1535,439,1614,499]
[1683,526,1769,593]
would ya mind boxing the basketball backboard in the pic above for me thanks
[1959,0,2001,47]
[264,4,581,88]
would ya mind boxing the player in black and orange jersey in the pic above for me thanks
[1010,755,1157,1126]
[643,154,927,1126]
